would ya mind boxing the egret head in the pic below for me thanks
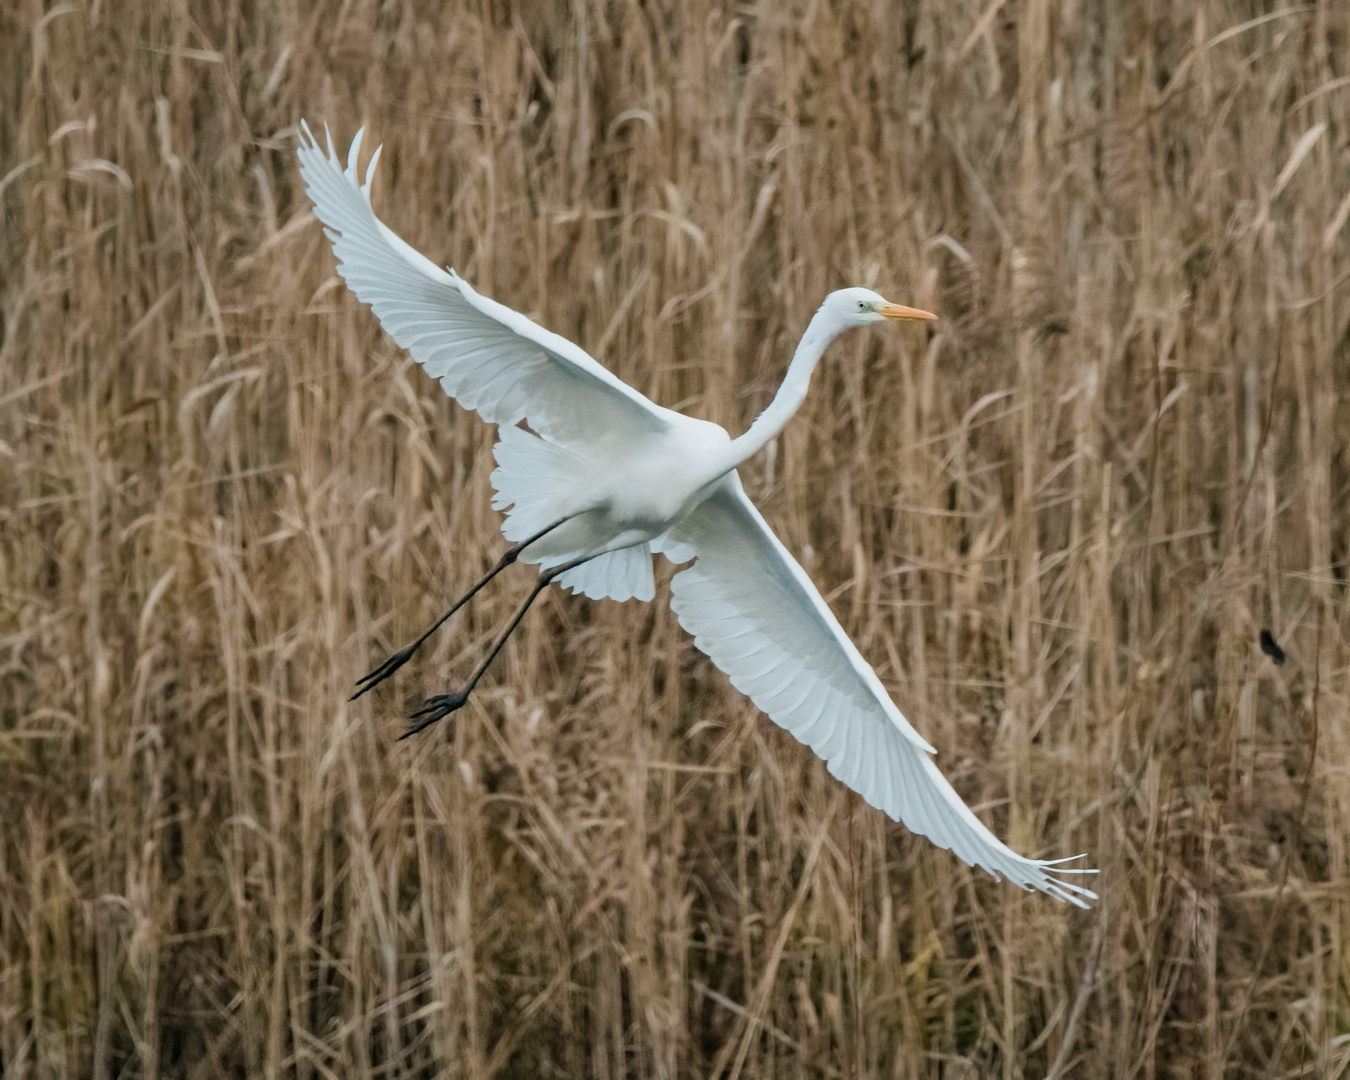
[824,287,937,329]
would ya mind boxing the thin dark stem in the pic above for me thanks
[351,516,573,701]
[400,552,599,738]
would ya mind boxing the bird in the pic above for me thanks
[296,121,1097,907]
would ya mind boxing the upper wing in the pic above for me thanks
[296,122,670,446]
[667,477,1096,906]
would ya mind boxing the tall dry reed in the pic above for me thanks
[1,1,1347,1077]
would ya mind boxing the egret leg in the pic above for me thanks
[352,516,573,701]
[400,552,598,739]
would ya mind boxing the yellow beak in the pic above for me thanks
[880,302,938,321]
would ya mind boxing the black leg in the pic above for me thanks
[351,516,573,701]
[400,552,599,739]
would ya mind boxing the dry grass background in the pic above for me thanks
[2,0,1348,1077]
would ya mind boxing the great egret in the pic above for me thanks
[297,122,1097,907]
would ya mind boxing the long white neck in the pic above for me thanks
[717,305,845,473]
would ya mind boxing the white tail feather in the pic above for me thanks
[556,545,655,602]
[491,425,654,602]
[490,425,582,541]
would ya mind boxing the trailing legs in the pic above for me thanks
[400,552,599,738]
[351,516,573,701]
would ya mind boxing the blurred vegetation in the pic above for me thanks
[1,1,1348,1077]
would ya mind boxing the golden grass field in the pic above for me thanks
[2,0,1349,1076]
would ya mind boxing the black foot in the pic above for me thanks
[351,645,417,701]
[399,691,470,739]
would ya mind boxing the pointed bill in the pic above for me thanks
[880,302,937,321]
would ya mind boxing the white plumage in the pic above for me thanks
[297,122,1096,907]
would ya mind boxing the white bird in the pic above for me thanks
[297,122,1097,907]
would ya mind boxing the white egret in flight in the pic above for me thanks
[297,122,1096,906]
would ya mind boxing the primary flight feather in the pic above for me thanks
[297,121,1096,907]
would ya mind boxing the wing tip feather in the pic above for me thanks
[364,143,383,197]
[1003,855,1099,908]
[295,119,383,207]
[345,128,363,182]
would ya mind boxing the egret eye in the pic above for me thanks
[857,300,868,310]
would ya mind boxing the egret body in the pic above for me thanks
[297,123,1096,906]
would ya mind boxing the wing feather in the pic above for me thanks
[668,477,1096,906]
[296,123,670,446]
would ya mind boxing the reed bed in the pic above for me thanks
[2,1,1348,1076]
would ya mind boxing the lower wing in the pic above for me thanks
[666,477,1096,906]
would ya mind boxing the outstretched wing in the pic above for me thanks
[296,122,670,446]
[667,477,1096,906]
